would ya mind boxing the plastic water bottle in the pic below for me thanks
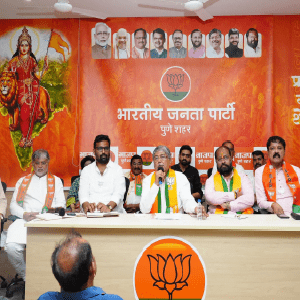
[197,199,203,220]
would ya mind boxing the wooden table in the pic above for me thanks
[25,214,300,299]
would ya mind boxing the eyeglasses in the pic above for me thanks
[95,147,110,152]
[154,155,168,161]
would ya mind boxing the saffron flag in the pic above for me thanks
[48,30,69,61]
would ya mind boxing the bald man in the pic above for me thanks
[38,232,123,299]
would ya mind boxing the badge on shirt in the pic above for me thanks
[136,184,142,196]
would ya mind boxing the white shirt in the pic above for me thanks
[140,171,197,214]
[79,161,125,213]
[118,48,128,59]
[244,44,261,57]
[206,46,224,58]
[7,174,65,244]
[126,189,141,205]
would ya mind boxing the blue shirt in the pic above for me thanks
[38,286,123,300]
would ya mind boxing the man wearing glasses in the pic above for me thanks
[140,145,207,216]
[132,28,150,59]
[171,145,202,201]
[80,135,125,213]
[205,146,254,214]
[92,22,111,59]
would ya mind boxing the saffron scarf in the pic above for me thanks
[16,172,55,213]
[150,169,178,213]
[262,160,300,213]
[129,171,143,196]
[213,168,253,214]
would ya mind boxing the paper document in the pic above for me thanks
[35,213,62,221]
[86,212,119,218]
[155,213,181,220]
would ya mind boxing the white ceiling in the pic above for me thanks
[1,0,300,20]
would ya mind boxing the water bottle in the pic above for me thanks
[197,199,203,220]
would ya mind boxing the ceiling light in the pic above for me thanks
[54,2,72,13]
[184,0,203,11]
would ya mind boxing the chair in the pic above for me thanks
[123,177,130,203]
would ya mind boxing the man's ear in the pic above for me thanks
[90,256,97,278]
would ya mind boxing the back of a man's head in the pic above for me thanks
[51,232,93,293]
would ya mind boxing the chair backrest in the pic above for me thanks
[123,177,130,203]
[1,182,7,194]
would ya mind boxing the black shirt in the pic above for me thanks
[225,45,243,58]
[171,164,203,200]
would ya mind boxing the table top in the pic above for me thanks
[24,213,300,232]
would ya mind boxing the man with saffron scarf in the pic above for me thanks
[256,136,300,215]
[205,146,254,214]
[140,145,207,215]
[5,149,65,282]
[124,154,147,213]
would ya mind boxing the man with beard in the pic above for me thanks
[205,146,254,214]
[225,28,243,58]
[169,29,187,58]
[206,28,224,58]
[132,28,150,59]
[244,28,261,57]
[80,135,125,213]
[114,28,129,59]
[5,149,65,284]
[92,22,111,59]
[171,145,203,201]
[124,155,147,213]
[140,145,208,216]
[188,29,205,58]
[256,136,300,215]
[150,28,167,59]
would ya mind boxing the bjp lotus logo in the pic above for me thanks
[134,237,206,300]
[160,67,191,102]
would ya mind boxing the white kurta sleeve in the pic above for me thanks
[53,176,66,208]
[140,174,159,214]
[10,177,26,219]
[110,166,125,206]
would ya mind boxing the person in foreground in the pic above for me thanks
[205,146,254,214]
[5,149,65,282]
[80,135,125,213]
[140,145,208,216]
[256,136,300,215]
[38,232,123,300]
[0,178,7,232]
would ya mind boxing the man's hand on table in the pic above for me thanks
[23,212,39,221]
[194,206,209,218]
[97,202,112,213]
[124,203,140,213]
[271,202,284,215]
[221,202,231,211]
[82,202,96,213]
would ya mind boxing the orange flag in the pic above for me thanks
[48,30,69,62]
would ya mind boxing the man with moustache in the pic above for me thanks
[132,28,150,59]
[80,135,125,213]
[140,145,208,216]
[244,28,261,57]
[206,28,224,58]
[124,155,147,213]
[188,29,205,58]
[169,29,187,58]
[225,28,243,58]
[256,136,300,215]
[171,145,203,201]
[212,140,245,176]
[92,22,111,59]
[150,28,167,59]
[205,146,254,214]
[5,149,65,283]
[114,28,129,59]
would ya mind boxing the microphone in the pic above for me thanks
[47,207,65,216]
[157,166,164,185]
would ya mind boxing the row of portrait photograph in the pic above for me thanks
[91,23,262,60]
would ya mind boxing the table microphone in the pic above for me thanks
[158,166,164,185]
[47,207,65,216]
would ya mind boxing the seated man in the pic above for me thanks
[5,149,65,282]
[124,154,147,213]
[205,146,254,214]
[38,232,123,300]
[212,140,245,175]
[0,178,7,232]
[256,136,300,215]
[140,145,207,216]
[80,135,125,213]
[171,145,203,201]
[66,155,95,212]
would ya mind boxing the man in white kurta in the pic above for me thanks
[80,135,125,214]
[140,146,207,215]
[5,150,65,281]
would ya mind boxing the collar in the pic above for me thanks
[60,286,104,299]
[94,160,113,174]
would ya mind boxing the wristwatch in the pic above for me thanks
[107,205,113,212]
